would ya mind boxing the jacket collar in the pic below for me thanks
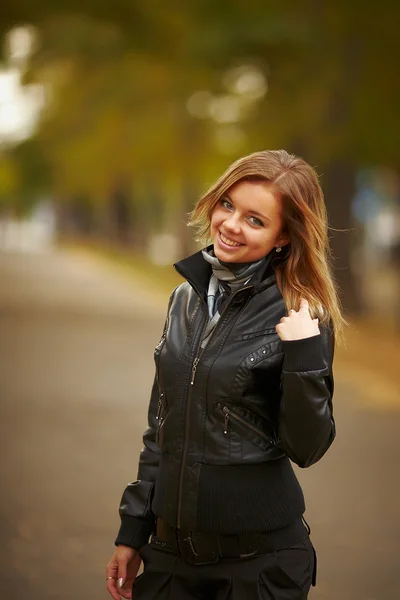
[174,245,279,301]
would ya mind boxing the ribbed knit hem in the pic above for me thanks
[197,458,305,534]
[114,516,154,549]
[282,334,325,372]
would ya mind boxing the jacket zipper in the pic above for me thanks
[190,358,199,385]
[176,314,207,528]
[189,285,252,387]
[217,403,275,444]
[176,286,251,528]
[155,390,166,444]
[156,391,165,421]
[154,333,167,443]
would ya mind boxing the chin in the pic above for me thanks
[214,249,243,263]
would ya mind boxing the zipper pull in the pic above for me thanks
[156,392,164,421]
[222,406,230,434]
[190,358,199,385]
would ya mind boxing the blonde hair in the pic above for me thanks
[189,150,346,342]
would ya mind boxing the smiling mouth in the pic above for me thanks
[219,232,243,247]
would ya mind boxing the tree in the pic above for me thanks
[1,0,399,311]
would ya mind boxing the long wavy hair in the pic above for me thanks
[188,149,346,341]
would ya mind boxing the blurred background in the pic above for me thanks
[0,2,399,599]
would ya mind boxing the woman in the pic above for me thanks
[106,150,344,600]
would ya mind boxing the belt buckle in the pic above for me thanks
[176,530,219,566]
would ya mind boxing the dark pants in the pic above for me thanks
[132,535,317,600]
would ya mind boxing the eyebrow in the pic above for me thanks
[225,193,271,223]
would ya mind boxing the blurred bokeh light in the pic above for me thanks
[0,3,399,599]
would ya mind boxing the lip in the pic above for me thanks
[217,231,244,250]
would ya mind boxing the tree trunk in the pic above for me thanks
[322,160,363,315]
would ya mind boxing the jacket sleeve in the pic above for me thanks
[114,377,160,548]
[278,325,335,468]
[114,290,176,549]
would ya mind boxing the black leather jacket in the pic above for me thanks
[115,248,335,549]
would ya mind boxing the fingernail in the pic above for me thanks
[118,578,124,588]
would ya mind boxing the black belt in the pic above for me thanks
[152,517,309,566]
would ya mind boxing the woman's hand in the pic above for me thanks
[276,298,320,341]
[106,545,142,600]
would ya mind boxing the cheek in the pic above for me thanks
[252,230,274,248]
[211,210,223,228]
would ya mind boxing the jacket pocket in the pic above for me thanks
[236,327,278,341]
[274,539,314,592]
[155,388,168,446]
[259,540,313,593]
[215,402,278,451]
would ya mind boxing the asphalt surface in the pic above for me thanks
[0,249,399,600]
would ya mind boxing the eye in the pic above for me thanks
[248,216,264,227]
[220,198,233,210]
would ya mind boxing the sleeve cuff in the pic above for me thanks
[282,334,326,372]
[114,516,155,549]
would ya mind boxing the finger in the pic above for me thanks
[119,579,133,599]
[106,559,120,600]
[275,323,287,340]
[117,559,128,591]
[106,562,119,579]
[299,298,309,312]
[106,579,121,600]
[279,316,287,323]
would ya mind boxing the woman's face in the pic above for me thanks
[210,180,288,263]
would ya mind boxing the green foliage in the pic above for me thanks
[0,153,18,206]
[0,139,52,213]
[1,1,399,224]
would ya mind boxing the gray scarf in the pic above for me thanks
[200,248,266,347]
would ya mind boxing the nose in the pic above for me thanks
[224,214,241,235]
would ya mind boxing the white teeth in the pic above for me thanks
[221,234,240,246]
[220,233,241,247]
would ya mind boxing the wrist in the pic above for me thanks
[116,543,137,552]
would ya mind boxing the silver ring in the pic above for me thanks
[289,309,295,314]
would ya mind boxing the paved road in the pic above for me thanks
[0,249,399,600]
